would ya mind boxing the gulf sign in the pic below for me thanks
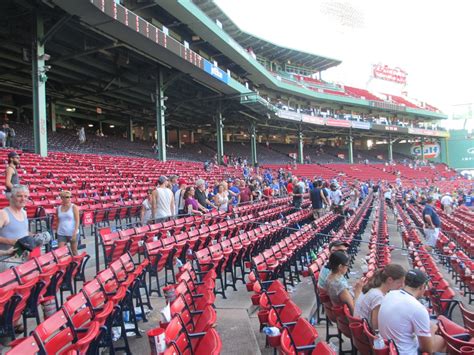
[411,143,440,159]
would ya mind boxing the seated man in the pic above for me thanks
[378,269,446,355]
[0,184,30,271]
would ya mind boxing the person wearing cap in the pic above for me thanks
[440,192,453,215]
[228,179,241,206]
[422,197,441,252]
[174,178,188,215]
[378,269,446,355]
[169,175,179,194]
[318,240,350,290]
[55,191,80,255]
[152,176,175,220]
[5,151,20,199]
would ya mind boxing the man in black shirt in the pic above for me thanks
[292,178,304,210]
[195,179,216,210]
[310,180,329,219]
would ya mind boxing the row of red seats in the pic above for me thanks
[250,278,336,354]
[7,252,151,354]
[0,246,89,341]
[164,262,222,354]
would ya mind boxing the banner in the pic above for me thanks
[351,121,371,130]
[301,114,325,125]
[203,60,229,83]
[372,64,407,84]
[326,119,351,128]
[371,124,408,133]
[411,143,440,159]
[277,110,301,122]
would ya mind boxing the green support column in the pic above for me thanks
[129,118,134,142]
[422,139,426,161]
[50,102,56,132]
[348,135,354,164]
[156,68,166,161]
[32,12,48,157]
[177,128,181,148]
[388,134,393,162]
[444,138,449,165]
[216,111,224,165]
[297,129,304,164]
[250,121,258,166]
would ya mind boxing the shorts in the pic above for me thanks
[423,228,440,247]
[57,235,73,243]
[312,208,323,218]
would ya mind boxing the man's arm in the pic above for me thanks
[170,193,175,216]
[417,336,433,354]
[151,190,157,218]
[0,210,15,246]
[5,167,13,191]
[424,214,434,228]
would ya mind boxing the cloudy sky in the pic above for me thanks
[214,0,474,115]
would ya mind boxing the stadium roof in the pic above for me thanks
[193,0,342,72]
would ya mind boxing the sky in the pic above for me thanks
[214,0,474,117]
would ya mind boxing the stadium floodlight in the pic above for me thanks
[320,0,365,31]
[109,125,115,128]
[6,110,13,115]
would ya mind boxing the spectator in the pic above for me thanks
[384,185,393,209]
[140,189,153,225]
[78,127,86,144]
[292,178,303,209]
[378,269,446,355]
[348,183,360,215]
[318,241,350,290]
[325,251,360,314]
[5,151,20,199]
[169,175,179,194]
[152,176,174,220]
[214,184,229,212]
[329,183,343,214]
[239,180,252,205]
[6,126,15,148]
[354,264,405,330]
[228,179,241,206]
[310,180,329,219]
[422,196,441,252]
[55,191,80,255]
[286,178,294,195]
[0,127,5,148]
[174,178,187,215]
[440,192,453,215]
[183,187,206,215]
[0,185,29,271]
[195,179,215,210]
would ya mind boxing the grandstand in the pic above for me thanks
[0,0,473,354]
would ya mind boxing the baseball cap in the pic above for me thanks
[329,240,350,249]
[405,269,429,288]
[158,176,168,184]
[178,178,187,186]
[8,152,19,159]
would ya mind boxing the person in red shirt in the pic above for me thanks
[239,181,252,204]
[287,178,294,195]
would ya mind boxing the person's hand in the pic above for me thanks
[0,247,16,256]
[353,278,366,298]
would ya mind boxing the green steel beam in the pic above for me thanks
[32,11,48,157]
[156,67,167,161]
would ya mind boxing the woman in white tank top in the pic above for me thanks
[55,191,80,255]
[213,184,229,212]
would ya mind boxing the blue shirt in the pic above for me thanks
[229,186,240,205]
[465,195,472,207]
[422,205,440,228]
